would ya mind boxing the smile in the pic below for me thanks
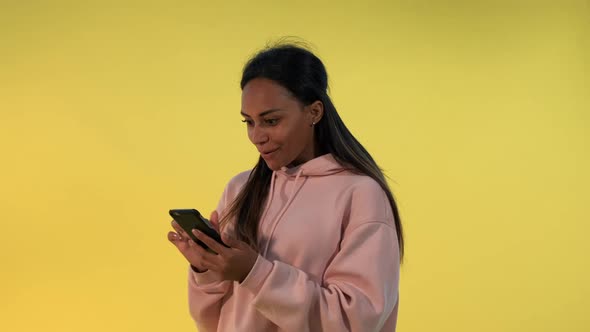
[261,148,279,157]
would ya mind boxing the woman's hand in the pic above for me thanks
[168,210,258,282]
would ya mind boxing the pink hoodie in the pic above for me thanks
[187,153,400,331]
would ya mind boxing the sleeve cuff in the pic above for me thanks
[240,254,273,295]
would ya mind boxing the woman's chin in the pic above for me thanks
[263,152,296,171]
[263,157,287,171]
[264,161,281,171]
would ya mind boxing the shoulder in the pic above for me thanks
[346,173,386,194]
[339,172,388,203]
[344,173,395,227]
[228,169,252,188]
[223,169,252,198]
[215,169,252,214]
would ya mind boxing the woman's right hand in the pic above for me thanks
[168,210,220,272]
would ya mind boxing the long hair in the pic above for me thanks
[219,41,405,263]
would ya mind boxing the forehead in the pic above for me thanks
[241,78,299,114]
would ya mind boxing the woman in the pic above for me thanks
[168,42,404,331]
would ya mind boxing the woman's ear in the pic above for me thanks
[308,100,324,124]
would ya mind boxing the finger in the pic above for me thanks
[167,231,180,242]
[209,210,219,231]
[224,234,253,252]
[193,229,228,256]
[187,238,222,267]
[187,235,217,257]
[170,220,188,239]
[168,231,188,245]
[168,231,190,252]
[221,231,238,248]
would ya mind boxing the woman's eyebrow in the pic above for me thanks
[240,109,285,117]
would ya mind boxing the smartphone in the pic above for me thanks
[169,209,228,252]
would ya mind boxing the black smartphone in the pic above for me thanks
[169,209,228,252]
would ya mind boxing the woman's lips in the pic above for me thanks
[261,148,279,158]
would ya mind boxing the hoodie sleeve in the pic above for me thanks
[187,270,231,332]
[187,181,235,332]
[239,180,400,331]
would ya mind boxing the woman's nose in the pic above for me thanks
[249,125,268,145]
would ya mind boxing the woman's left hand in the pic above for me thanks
[191,229,258,283]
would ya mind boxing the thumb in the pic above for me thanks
[209,210,220,231]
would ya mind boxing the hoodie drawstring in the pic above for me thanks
[259,171,277,226]
[261,168,307,257]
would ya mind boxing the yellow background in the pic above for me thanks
[1,1,588,331]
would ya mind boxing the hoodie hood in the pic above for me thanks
[260,153,349,256]
[275,153,349,178]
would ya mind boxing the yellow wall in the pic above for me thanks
[1,1,588,331]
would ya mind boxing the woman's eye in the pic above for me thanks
[241,119,253,126]
[265,118,278,126]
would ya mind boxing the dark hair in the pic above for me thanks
[219,41,405,263]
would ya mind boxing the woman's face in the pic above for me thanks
[241,78,320,171]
